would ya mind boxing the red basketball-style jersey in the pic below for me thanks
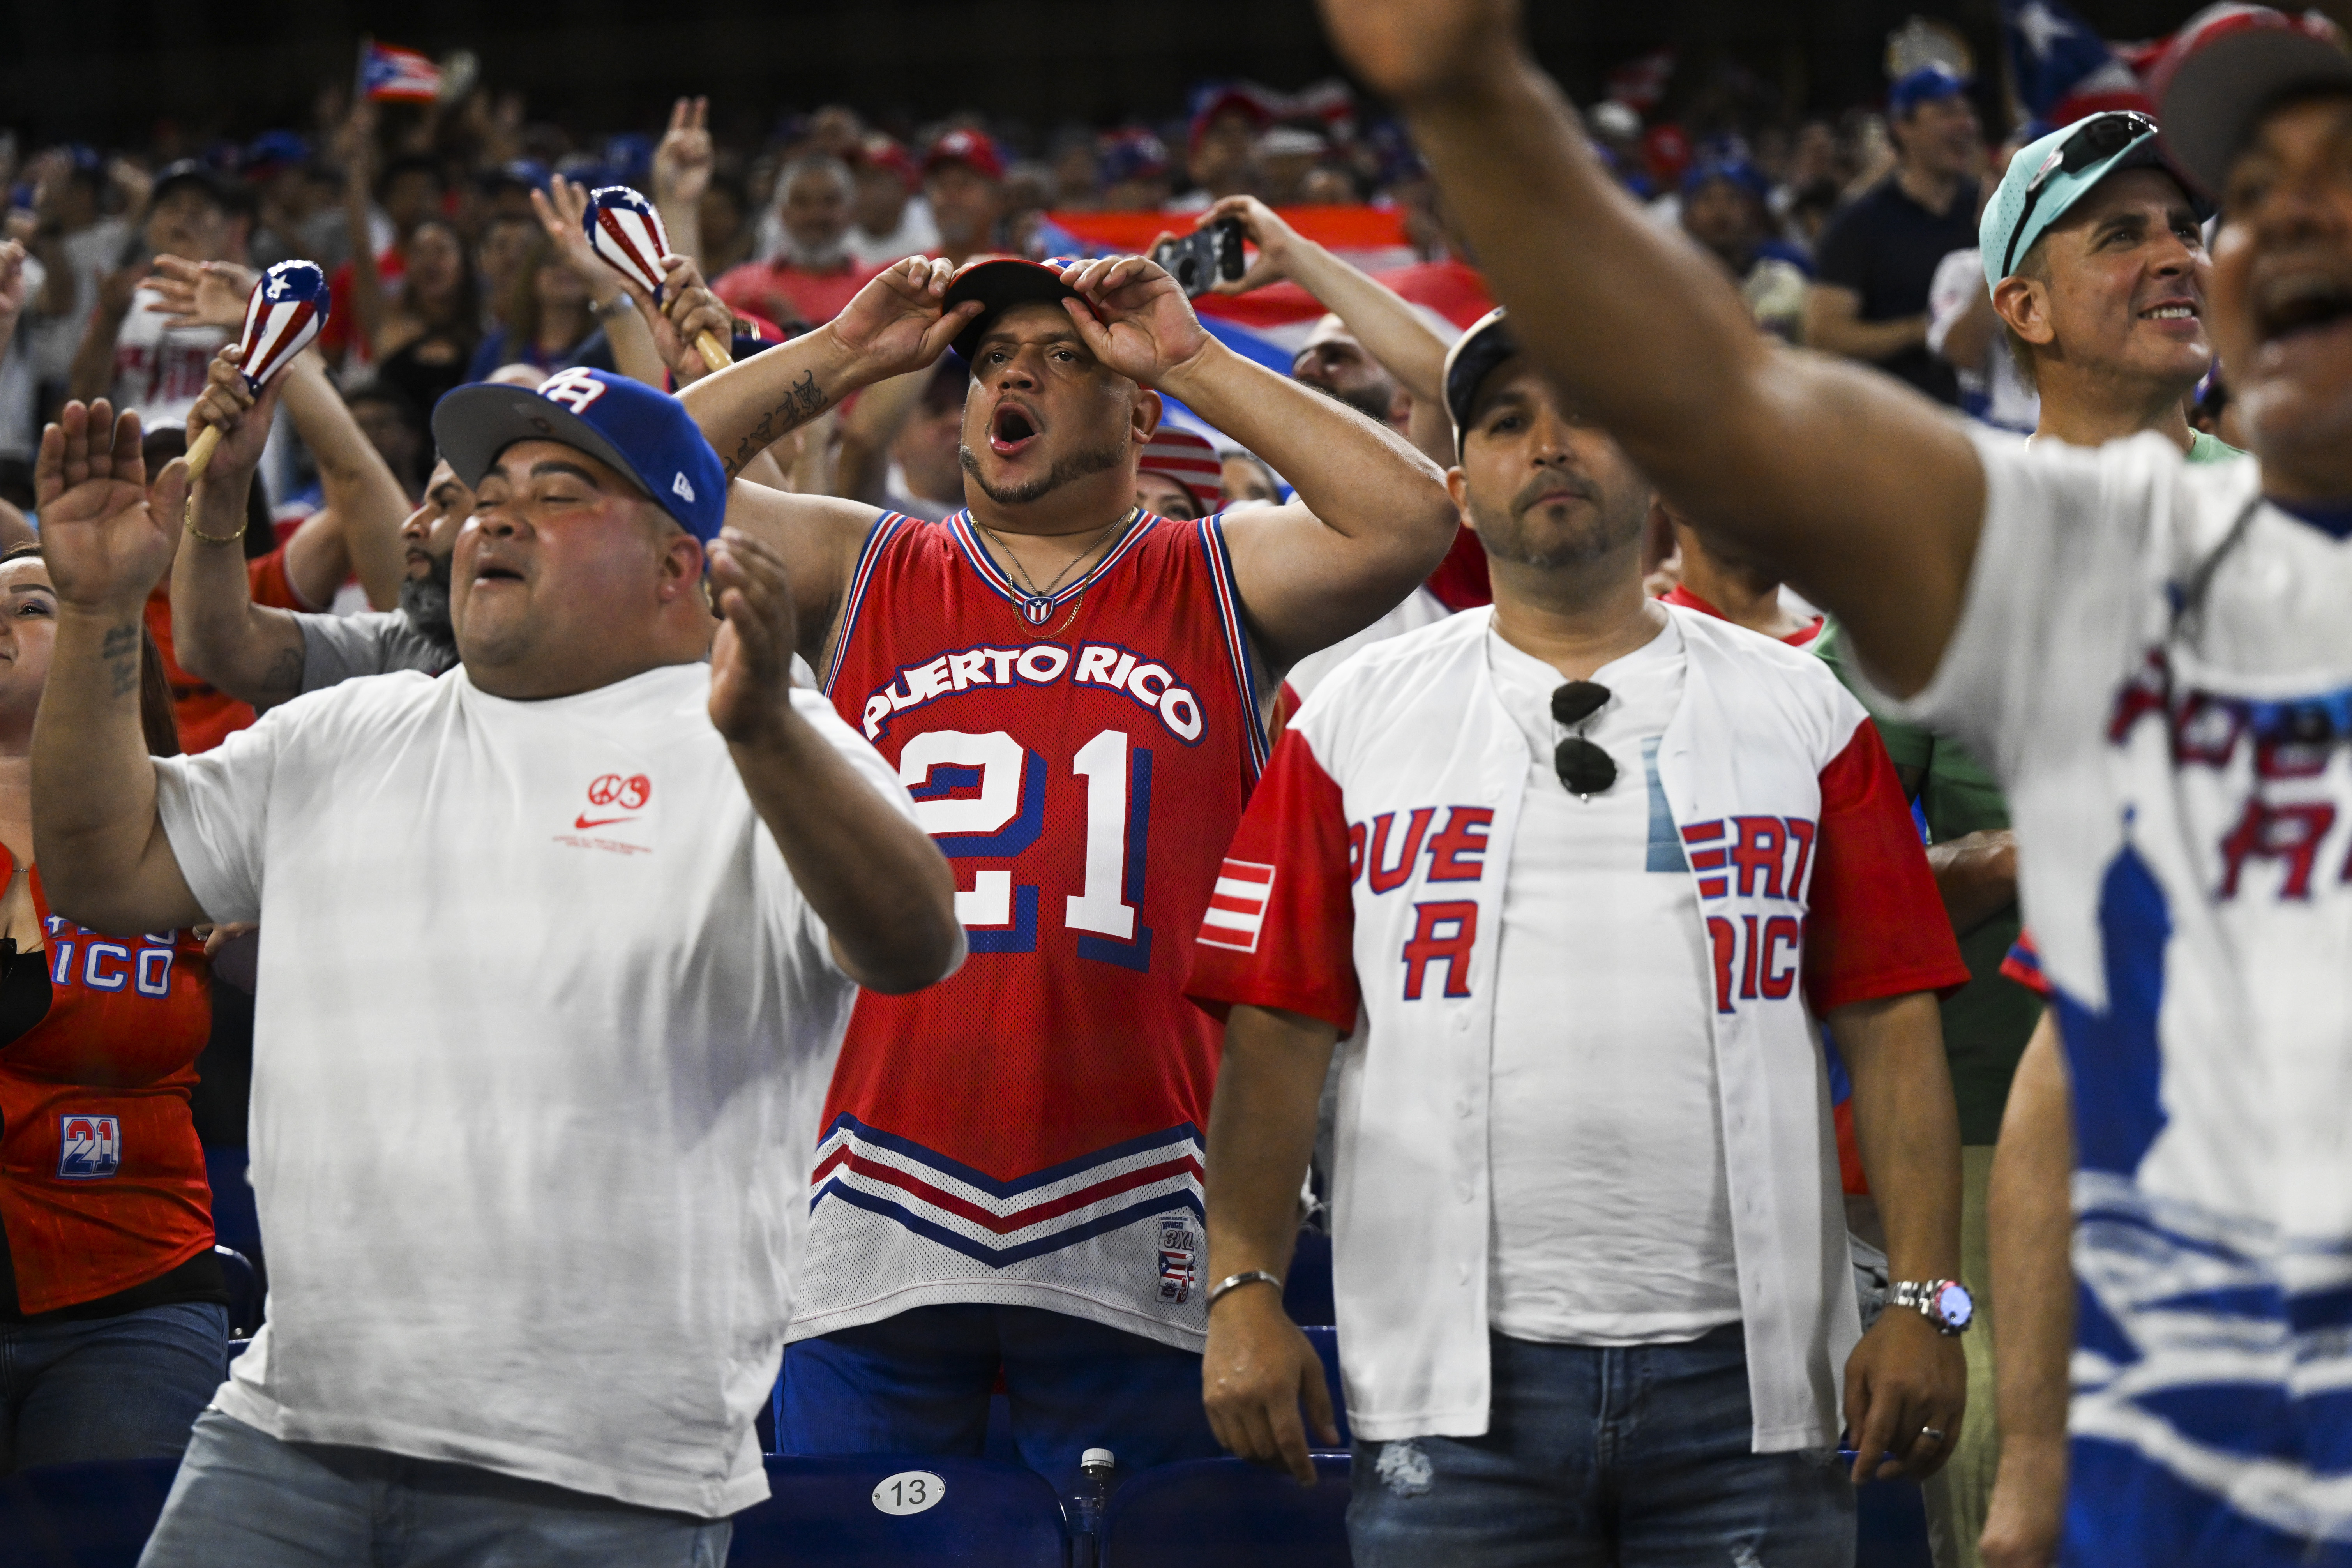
[0,852,215,1314]
[802,508,1267,1349]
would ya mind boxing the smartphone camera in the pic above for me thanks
[1152,217,1247,298]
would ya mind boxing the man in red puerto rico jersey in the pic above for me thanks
[676,253,1457,1489]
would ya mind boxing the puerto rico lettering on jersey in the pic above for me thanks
[857,640,1210,745]
[797,508,1266,1351]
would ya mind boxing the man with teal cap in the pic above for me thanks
[1979,109,2237,461]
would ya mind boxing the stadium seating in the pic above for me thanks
[1283,1231,1336,1326]
[0,1458,180,1568]
[727,1455,1068,1567]
[1299,1325,1351,1450]
[1856,1475,1936,1568]
[1099,1454,1352,1568]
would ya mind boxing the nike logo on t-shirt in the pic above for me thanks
[574,814,639,830]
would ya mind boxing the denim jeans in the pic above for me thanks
[0,1300,226,1473]
[138,1409,732,1568]
[1347,1324,1854,1568]
[780,1303,1223,1497]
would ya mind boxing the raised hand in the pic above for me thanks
[706,527,800,747]
[827,257,982,381]
[1199,196,1303,295]
[185,344,286,484]
[652,96,714,209]
[35,401,182,613]
[531,175,625,304]
[146,255,259,332]
[1314,0,1524,106]
[1054,255,1213,388]
[0,241,27,355]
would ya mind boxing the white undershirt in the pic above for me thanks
[1481,617,1741,1345]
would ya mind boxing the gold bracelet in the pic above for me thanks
[183,495,247,545]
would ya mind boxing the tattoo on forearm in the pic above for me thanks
[728,370,828,476]
[100,622,139,701]
[260,643,304,703]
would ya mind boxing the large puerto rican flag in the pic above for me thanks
[1038,205,1494,449]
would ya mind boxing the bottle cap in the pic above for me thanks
[1082,1448,1116,1469]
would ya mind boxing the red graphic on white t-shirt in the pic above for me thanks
[577,773,651,828]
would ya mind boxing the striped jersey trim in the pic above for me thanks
[808,1115,1205,1269]
[946,507,1159,622]
[1197,514,1270,778]
[820,511,911,695]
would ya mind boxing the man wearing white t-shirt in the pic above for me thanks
[27,369,962,1564]
[1321,2,2352,1560]
[1191,311,1973,1565]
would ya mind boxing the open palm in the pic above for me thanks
[36,402,180,612]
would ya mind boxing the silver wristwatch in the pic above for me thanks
[1891,1278,1974,1335]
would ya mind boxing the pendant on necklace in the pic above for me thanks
[1022,595,1056,627]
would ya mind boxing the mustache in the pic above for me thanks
[1513,469,1601,515]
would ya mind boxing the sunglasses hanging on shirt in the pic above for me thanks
[1551,680,1617,798]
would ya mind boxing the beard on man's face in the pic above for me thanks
[1471,467,1649,570]
[400,550,457,649]
[958,436,1131,507]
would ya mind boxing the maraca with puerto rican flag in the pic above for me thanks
[583,185,732,373]
[185,259,329,479]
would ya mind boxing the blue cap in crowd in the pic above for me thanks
[1681,155,1772,203]
[1889,63,1970,119]
[241,131,311,177]
[432,368,728,545]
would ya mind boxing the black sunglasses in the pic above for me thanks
[1999,111,2159,280]
[1551,680,1616,798]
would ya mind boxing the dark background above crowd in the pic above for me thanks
[3,0,2230,147]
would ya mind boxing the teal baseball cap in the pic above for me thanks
[1981,111,2214,290]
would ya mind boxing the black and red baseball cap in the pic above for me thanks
[2151,5,2352,199]
[942,256,1084,366]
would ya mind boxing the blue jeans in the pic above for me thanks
[0,1300,226,1473]
[1347,1325,1853,1568]
[780,1304,1222,1495]
[138,1409,731,1568]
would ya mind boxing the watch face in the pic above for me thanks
[1935,1281,1974,1329]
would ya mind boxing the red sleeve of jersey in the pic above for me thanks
[246,547,307,612]
[1184,727,1360,1034]
[2000,929,2050,997]
[1803,718,1971,1014]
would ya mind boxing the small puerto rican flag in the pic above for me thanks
[1197,857,1275,953]
[361,42,442,104]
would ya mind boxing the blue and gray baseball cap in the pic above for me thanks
[1980,111,2214,290]
[433,367,728,544]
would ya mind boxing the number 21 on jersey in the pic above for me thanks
[899,728,1153,972]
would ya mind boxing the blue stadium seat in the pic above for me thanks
[0,1458,180,1568]
[1856,1477,1935,1568]
[214,1244,261,1338]
[729,1455,1067,1567]
[1100,1455,1352,1568]
[1283,1231,1335,1326]
[1298,1325,1351,1450]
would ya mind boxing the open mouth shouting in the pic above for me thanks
[989,398,1045,460]
[2253,270,2352,347]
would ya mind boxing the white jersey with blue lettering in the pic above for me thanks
[1887,426,2352,1557]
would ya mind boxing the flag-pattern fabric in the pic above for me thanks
[360,44,441,104]
[584,186,673,298]
[2003,0,2154,125]
[237,261,329,391]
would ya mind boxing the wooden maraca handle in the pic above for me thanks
[694,331,732,373]
[184,424,224,480]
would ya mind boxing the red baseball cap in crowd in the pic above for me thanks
[2151,4,2352,198]
[857,133,919,191]
[942,256,1081,364]
[924,128,1007,184]
[1139,428,1226,514]
[1188,86,1275,152]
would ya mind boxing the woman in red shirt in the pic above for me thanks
[0,542,225,1474]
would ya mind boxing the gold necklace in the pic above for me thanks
[973,508,1137,630]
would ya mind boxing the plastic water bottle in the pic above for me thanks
[1070,1446,1116,1567]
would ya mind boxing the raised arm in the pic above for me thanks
[650,97,714,270]
[169,348,309,706]
[705,526,962,995]
[31,403,206,935]
[0,242,27,364]
[1317,0,1985,696]
[1054,254,1456,670]
[532,177,669,390]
